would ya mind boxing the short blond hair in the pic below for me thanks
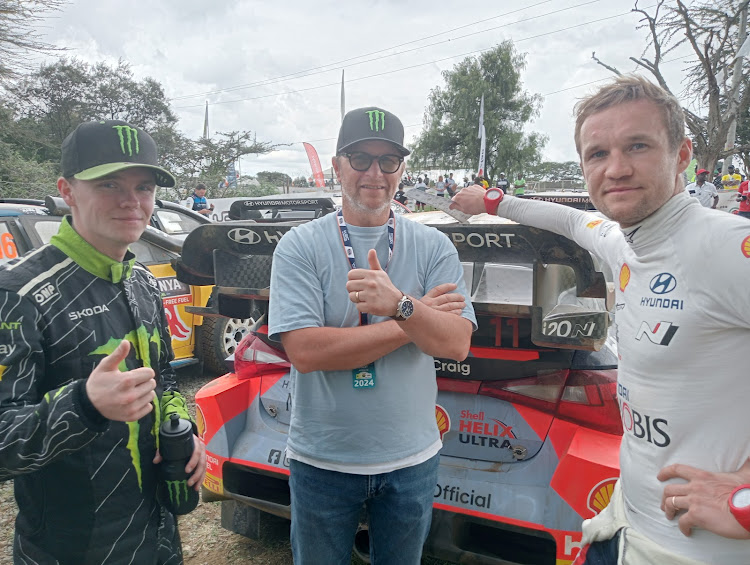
[574,75,686,155]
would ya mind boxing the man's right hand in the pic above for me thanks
[85,340,156,422]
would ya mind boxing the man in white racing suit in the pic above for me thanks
[450,75,750,564]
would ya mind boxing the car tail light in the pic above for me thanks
[234,332,290,380]
[479,369,622,435]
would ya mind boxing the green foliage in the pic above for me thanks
[410,41,547,182]
[527,161,583,183]
[0,58,278,200]
[247,183,283,197]
[256,171,292,188]
[5,58,177,166]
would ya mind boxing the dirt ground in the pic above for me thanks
[0,370,447,565]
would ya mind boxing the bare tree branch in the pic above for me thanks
[0,1,68,83]
[591,52,622,75]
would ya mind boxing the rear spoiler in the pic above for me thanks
[175,221,610,350]
[517,193,595,211]
[228,197,336,221]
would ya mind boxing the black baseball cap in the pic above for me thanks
[336,107,410,156]
[61,120,176,187]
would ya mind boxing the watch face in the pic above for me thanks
[487,188,502,200]
[733,487,750,508]
[400,298,414,318]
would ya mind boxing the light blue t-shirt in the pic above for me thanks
[268,212,476,465]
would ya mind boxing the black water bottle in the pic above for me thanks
[158,413,199,515]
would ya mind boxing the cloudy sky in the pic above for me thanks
[37,0,695,178]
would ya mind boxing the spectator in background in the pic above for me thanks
[737,180,750,219]
[185,182,214,216]
[722,165,742,190]
[413,177,427,211]
[496,172,510,192]
[685,168,718,208]
[513,174,526,195]
[446,172,457,196]
[435,175,446,198]
[713,170,724,191]
[394,182,408,206]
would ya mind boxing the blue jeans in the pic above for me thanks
[576,530,621,565]
[289,454,439,565]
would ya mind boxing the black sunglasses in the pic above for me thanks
[342,152,404,174]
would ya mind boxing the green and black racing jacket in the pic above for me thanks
[0,217,192,565]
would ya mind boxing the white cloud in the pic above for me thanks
[39,0,681,177]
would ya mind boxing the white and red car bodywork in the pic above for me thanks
[177,210,622,565]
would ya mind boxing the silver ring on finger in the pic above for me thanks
[671,496,679,510]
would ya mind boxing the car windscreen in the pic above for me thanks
[153,209,203,236]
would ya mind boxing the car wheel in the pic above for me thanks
[198,314,253,374]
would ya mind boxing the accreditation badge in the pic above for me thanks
[352,363,376,389]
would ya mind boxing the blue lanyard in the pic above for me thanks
[336,210,395,325]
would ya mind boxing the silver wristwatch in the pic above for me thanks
[391,293,414,321]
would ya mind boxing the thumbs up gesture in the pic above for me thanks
[346,249,402,317]
[85,340,157,422]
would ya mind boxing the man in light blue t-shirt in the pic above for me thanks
[268,106,475,565]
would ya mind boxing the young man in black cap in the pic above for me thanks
[0,120,205,564]
[268,107,476,564]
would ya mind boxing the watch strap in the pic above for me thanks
[484,189,504,215]
[729,485,750,532]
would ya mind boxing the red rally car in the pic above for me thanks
[174,204,622,565]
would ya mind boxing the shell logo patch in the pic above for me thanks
[586,219,603,229]
[742,236,750,258]
[435,404,450,441]
[587,477,618,515]
[619,264,631,292]
[0,365,5,382]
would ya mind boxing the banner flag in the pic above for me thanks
[303,142,326,188]
[477,94,486,176]
[226,161,237,188]
[203,101,209,140]
[341,69,346,123]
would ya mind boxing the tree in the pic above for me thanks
[6,58,178,164]
[592,0,750,173]
[527,161,584,184]
[1,58,279,200]
[164,133,276,201]
[0,0,67,83]
[736,103,750,174]
[256,171,292,190]
[409,41,546,183]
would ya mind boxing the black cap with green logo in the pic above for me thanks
[336,107,410,156]
[61,120,176,187]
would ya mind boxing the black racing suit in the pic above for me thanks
[0,217,192,565]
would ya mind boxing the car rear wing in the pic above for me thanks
[227,197,336,221]
[175,221,611,350]
[517,193,596,211]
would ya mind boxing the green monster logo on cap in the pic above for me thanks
[165,479,190,506]
[366,110,385,132]
[112,125,140,156]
